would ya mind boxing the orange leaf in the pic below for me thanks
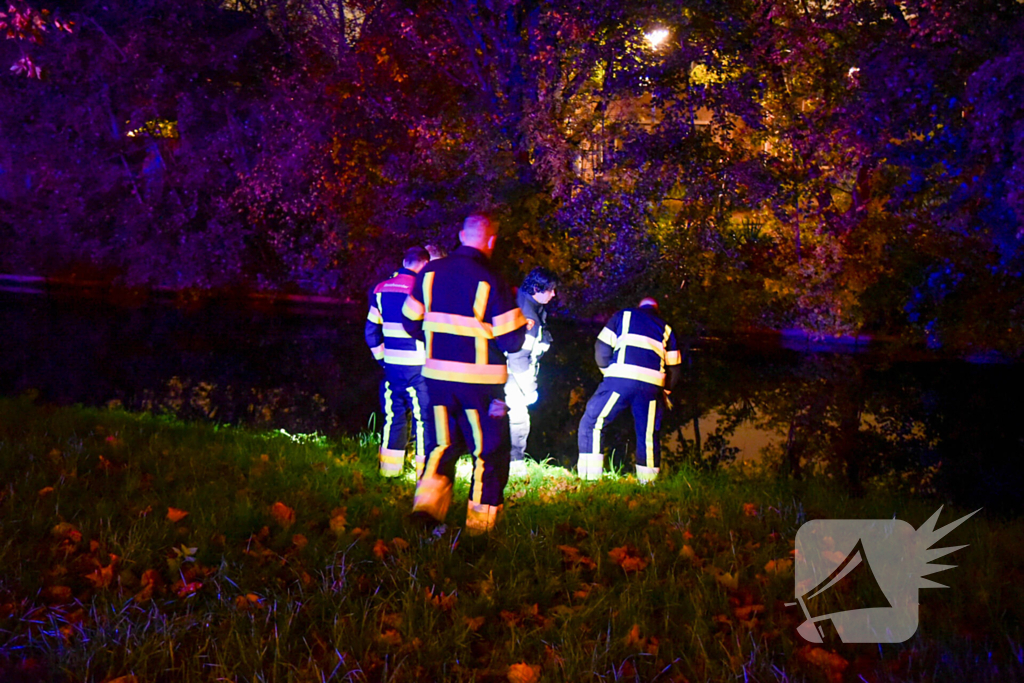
[765,558,793,575]
[608,545,649,573]
[391,537,410,552]
[42,585,72,603]
[270,502,296,528]
[38,486,54,497]
[292,534,308,550]
[623,623,643,648]
[329,507,347,535]
[798,646,849,683]
[464,615,485,631]
[378,628,403,646]
[742,503,758,517]
[166,507,189,523]
[507,662,541,683]
[175,581,202,597]
[373,539,389,560]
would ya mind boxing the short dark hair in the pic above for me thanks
[520,267,559,295]
[402,246,430,268]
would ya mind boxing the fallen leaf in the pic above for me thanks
[679,544,697,561]
[166,507,189,523]
[391,537,410,552]
[270,502,296,528]
[378,629,403,646]
[175,581,202,598]
[557,544,597,570]
[42,586,73,603]
[507,662,541,683]
[623,623,643,648]
[373,539,389,560]
[292,534,308,550]
[38,486,54,497]
[329,508,347,535]
[608,545,649,573]
[798,646,849,683]
[742,503,758,517]
[715,571,739,591]
[425,588,457,611]
[464,615,485,631]
[765,558,793,575]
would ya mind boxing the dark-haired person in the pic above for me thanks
[504,267,558,476]
[365,246,431,478]
[402,214,527,535]
[577,297,681,484]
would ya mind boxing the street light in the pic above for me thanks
[644,28,670,49]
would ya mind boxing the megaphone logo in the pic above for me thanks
[792,507,978,643]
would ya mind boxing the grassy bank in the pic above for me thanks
[0,397,1021,682]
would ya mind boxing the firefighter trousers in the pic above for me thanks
[378,369,429,478]
[577,378,663,483]
[414,380,510,535]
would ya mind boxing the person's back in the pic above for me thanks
[402,214,527,535]
[365,247,431,478]
[410,247,524,383]
[578,297,681,483]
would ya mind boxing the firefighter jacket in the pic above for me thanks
[507,289,552,376]
[402,246,527,384]
[595,305,682,388]
[365,267,426,370]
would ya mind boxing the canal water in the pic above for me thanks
[2,292,1021,512]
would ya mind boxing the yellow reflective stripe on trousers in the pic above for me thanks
[466,409,484,504]
[381,382,394,454]
[407,386,424,461]
[593,391,620,454]
[424,405,449,478]
[643,400,656,468]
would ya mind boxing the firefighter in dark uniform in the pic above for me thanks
[402,213,527,535]
[577,297,682,483]
[505,267,559,476]
[365,246,431,478]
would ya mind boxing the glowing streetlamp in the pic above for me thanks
[644,28,670,50]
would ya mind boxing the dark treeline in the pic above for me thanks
[2,0,1023,352]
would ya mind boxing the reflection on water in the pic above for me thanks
[2,294,1022,512]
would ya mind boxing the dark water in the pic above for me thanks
[2,292,1022,513]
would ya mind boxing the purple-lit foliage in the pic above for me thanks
[1,0,1023,351]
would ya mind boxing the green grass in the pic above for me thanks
[0,396,1021,682]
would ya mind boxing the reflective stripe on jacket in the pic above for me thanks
[402,246,526,384]
[595,306,681,387]
[365,267,426,366]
